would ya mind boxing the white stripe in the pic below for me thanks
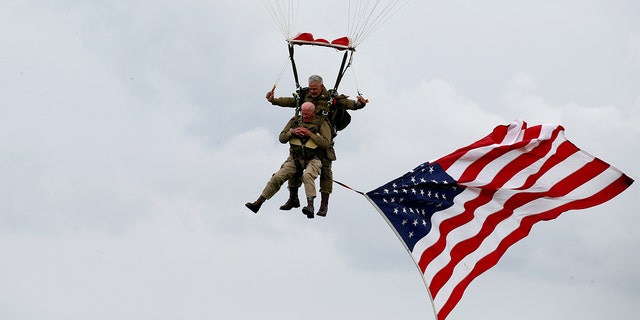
[464,139,542,187]
[411,189,480,277]
[418,136,562,284]
[446,123,560,182]
[400,123,629,318]
[444,145,499,180]
[423,141,573,288]
[465,131,567,188]
[500,120,526,144]
[513,164,622,218]
[422,188,515,288]
[432,154,623,309]
[424,145,596,299]
[529,148,595,190]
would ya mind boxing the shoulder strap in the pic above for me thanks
[288,43,301,91]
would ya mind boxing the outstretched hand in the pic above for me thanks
[356,95,369,107]
[265,90,275,102]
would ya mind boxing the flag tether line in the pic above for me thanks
[333,179,365,195]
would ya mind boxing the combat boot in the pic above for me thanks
[245,196,266,213]
[279,187,300,210]
[316,192,330,217]
[302,197,315,219]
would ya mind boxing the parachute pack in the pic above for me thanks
[329,92,352,132]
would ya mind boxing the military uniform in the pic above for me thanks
[258,114,331,201]
[270,86,363,194]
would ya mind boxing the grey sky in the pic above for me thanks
[1,0,638,319]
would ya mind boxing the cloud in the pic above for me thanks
[0,1,638,320]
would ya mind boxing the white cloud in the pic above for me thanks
[0,1,638,320]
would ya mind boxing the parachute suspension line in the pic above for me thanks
[271,56,290,92]
[350,60,363,97]
[263,0,299,39]
[333,49,355,93]
[348,60,369,103]
[348,0,409,48]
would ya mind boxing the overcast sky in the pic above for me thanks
[1,1,639,319]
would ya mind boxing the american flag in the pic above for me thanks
[365,120,633,320]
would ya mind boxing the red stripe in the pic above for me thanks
[428,158,611,299]
[487,126,565,189]
[456,125,562,184]
[437,123,515,170]
[517,140,579,190]
[419,126,565,276]
[419,191,495,298]
[522,123,543,140]
[417,189,495,272]
[367,121,633,320]
[436,174,633,320]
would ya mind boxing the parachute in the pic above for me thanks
[264,0,408,93]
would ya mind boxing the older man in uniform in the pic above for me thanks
[265,74,367,217]
[245,102,331,219]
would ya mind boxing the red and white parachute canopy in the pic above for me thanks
[265,0,408,50]
[264,0,408,90]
